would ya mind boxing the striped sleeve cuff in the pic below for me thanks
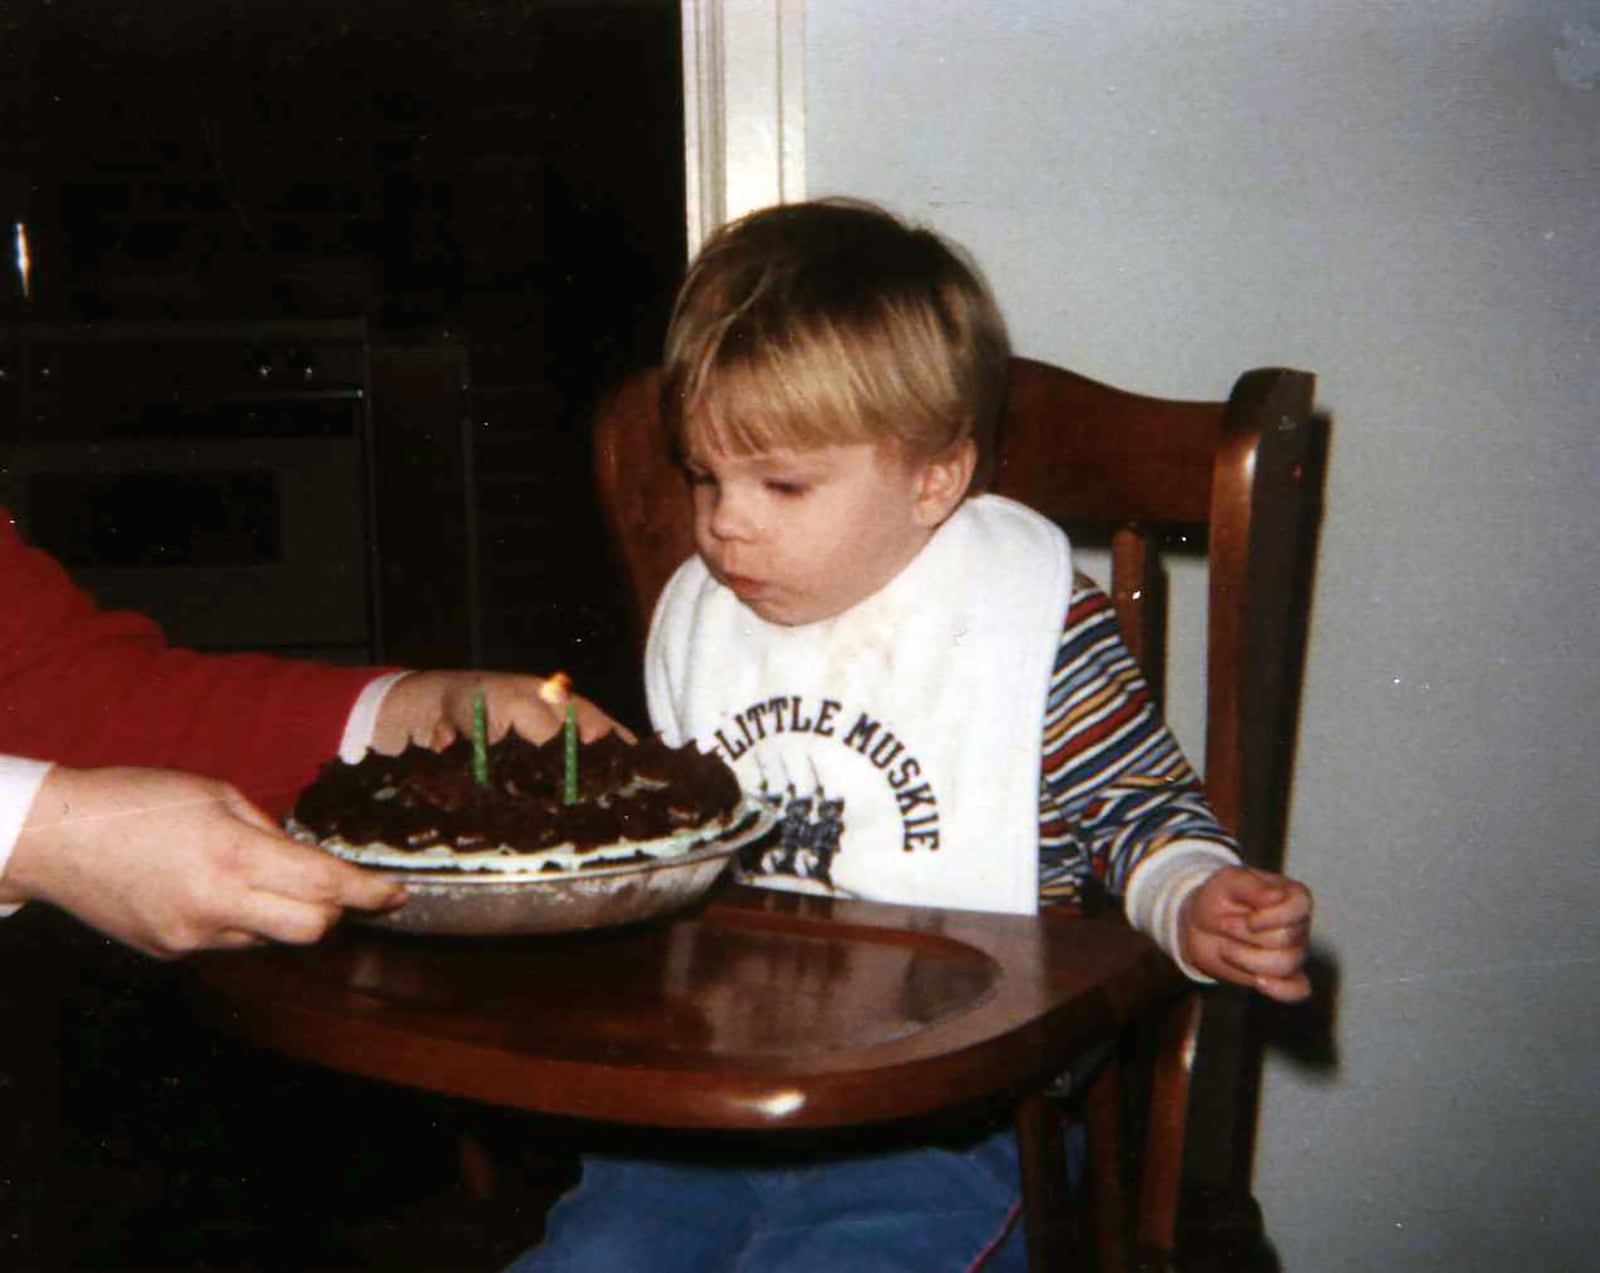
[1123,838,1241,981]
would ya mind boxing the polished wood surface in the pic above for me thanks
[191,884,1181,1133]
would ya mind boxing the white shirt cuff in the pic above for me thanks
[0,755,54,918]
[1123,839,1242,982]
[338,671,413,762]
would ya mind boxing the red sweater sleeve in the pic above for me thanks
[0,511,390,818]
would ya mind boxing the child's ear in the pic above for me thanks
[913,440,978,527]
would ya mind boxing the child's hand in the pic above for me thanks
[1177,866,1313,1002]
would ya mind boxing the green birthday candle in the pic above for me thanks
[563,699,578,805]
[471,689,490,786]
[539,672,579,805]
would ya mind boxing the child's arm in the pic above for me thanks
[1039,574,1241,904]
[1039,575,1314,998]
[1177,866,1313,1002]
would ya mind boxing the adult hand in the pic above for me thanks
[1178,865,1314,1003]
[0,765,405,959]
[370,670,632,754]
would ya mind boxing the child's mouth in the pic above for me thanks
[724,573,767,600]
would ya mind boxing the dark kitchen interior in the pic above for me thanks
[1,1,685,1268]
[0,0,684,719]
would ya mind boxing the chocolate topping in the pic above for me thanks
[290,731,743,858]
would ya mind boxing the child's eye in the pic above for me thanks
[764,479,808,497]
[684,467,716,488]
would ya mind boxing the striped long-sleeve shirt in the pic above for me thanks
[1038,572,1239,909]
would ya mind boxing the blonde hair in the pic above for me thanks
[661,199,1010,486]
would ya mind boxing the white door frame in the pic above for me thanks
[680,0,806,258]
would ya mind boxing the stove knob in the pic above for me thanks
[287,348,316,380]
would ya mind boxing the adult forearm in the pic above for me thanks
[1,764,404,955]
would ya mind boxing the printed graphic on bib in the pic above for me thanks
[749,767,845,886]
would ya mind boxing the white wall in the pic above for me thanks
[803,3,1600,1270]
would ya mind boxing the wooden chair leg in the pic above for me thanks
[1083,1053,1131,1273]
[1016,1090,1077,1272]
[1134,991,1201,1269]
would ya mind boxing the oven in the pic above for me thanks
[0,319,382,662]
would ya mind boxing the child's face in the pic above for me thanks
[684,438,961,626]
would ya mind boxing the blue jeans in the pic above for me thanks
[507,1123,1044,1273]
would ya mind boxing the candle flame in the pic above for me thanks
[538,671,571,707]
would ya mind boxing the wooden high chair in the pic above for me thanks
[594,354,1324,1270]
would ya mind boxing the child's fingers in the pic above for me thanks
[1203,905,1308,948]
[1250,969,1313,1003]
[1237,917,1311,950]
[1209,867,1301,919]
[1218,938,1307,988]
[1244,882,1313,933]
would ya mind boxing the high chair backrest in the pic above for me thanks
[993,357,1322,860]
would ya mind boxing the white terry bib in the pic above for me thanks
[646,494,1070,916]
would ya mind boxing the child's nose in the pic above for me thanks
[709,488,758,541]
